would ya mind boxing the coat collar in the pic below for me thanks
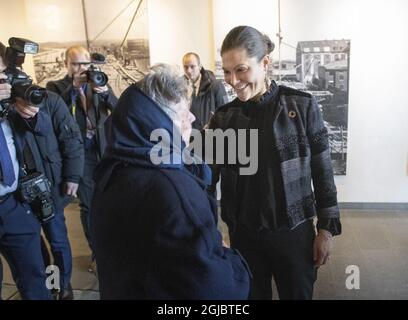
[236,80,282,123]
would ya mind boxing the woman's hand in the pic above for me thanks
[313,229,333,267]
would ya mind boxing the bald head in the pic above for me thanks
[65,45,91,77]
[65,45,90,61]
[182,52,200,66]
[182,52,201,83]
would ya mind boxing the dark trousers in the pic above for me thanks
[232,220,317,300]
[0,195,50,299]
[42,207,72,290]
[77,148,98,257]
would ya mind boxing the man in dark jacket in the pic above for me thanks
[46,46,117,269]
[10,91,84,299]
[182,52,228,130]
[1,49,50,300]
[183,53,229,200]
[91,64,250,299]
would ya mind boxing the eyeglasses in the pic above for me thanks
[70,62,91,67]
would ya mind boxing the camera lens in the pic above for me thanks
[25,85,47,105]
[90,71,108,87]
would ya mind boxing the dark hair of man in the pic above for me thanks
[221,25,275,62]
[183,52,201,66]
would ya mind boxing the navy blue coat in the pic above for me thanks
[91,85,250,299]
[9,91,84,210]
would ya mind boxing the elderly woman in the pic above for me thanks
[90,64,250,300]
[208,26,342,300]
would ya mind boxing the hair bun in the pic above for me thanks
[263,34,275,54]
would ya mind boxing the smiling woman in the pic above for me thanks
[222,48,270,102]
[221,27,274,102]
[208,25,342,300]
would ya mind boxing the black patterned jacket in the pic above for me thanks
[208,81,341,234]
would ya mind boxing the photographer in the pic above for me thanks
[47,46,117,271]
[9,91,84,299]
[0,42,50,300]
[1,37,84,299]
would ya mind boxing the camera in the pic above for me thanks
[81,53,108,87]
[82,65,108,87]
[17,172,55,223]
[0,37,47,115]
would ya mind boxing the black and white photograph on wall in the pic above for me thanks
[27,0,150,98]
[215,39,350,175]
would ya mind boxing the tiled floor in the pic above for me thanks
[2,206,408,300]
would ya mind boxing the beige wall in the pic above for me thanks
[0,0,35,77]
[147,0,214,70]
[0,0,28,43]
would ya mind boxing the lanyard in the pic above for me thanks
[70,84,87,117]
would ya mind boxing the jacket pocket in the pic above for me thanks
[280,156,312,205]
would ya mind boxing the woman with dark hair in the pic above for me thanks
[91,64,250,299]
[209,26,342,300]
